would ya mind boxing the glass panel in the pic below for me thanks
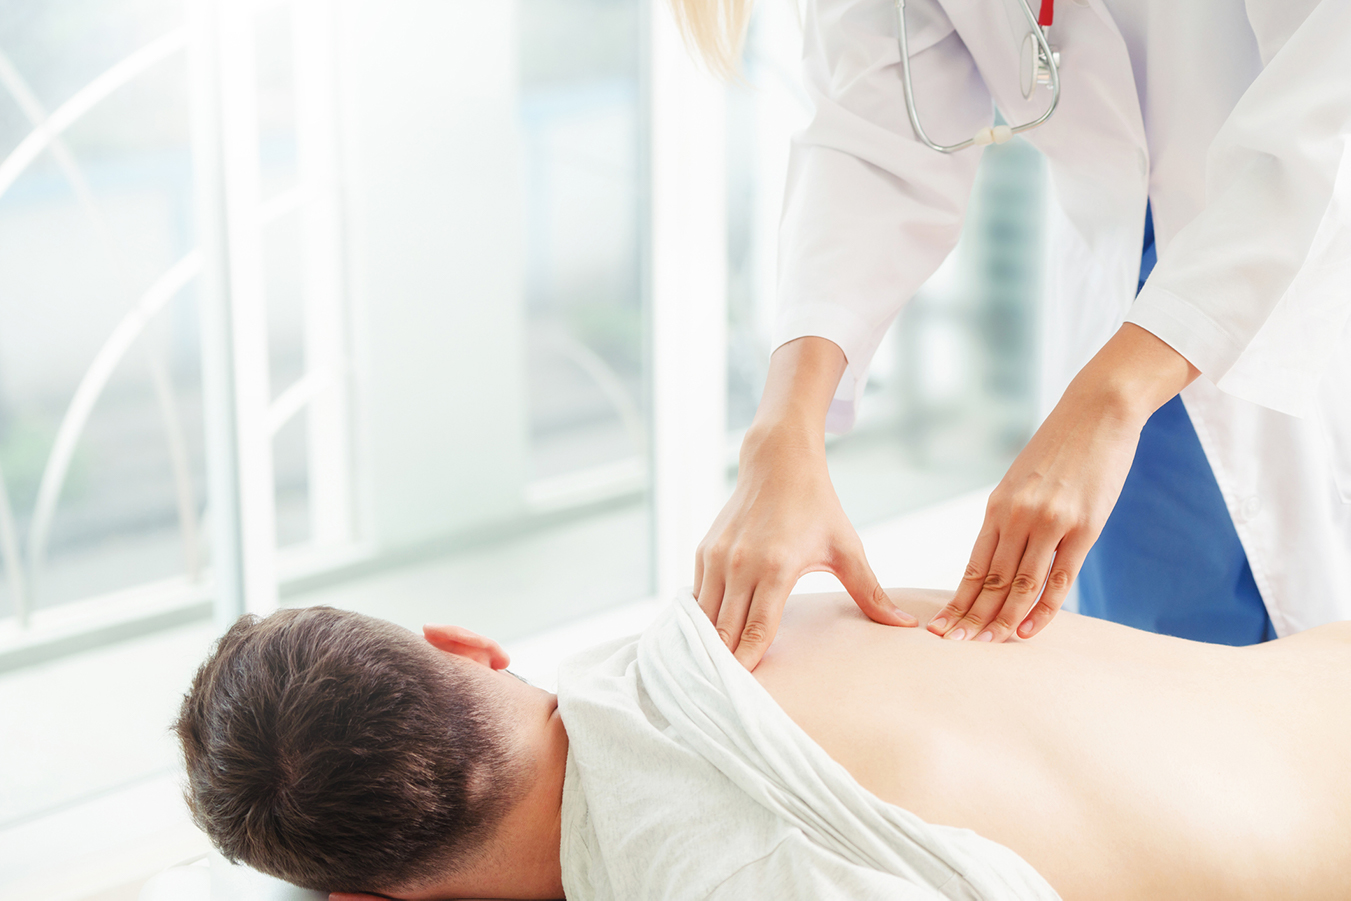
[727,6,1042,527]
[0,0,203,616]
[1,1,653,891]
[0,0,212,885]
[521,0,644,487]
[518,0,651,620]
[297,0,652,638]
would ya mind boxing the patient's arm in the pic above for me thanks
[752,589,1351,901]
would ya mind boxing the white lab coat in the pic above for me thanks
[775,0,1351,634]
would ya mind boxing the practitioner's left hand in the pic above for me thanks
[928,324,1199,643]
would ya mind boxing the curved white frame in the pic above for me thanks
[0,45,206,615]
[23,254,204,614]
[0,30,188,201]
[0,33,194,625]
[1,0,354,633]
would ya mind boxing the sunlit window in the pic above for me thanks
[2,0,652,893]
[1,0,1041,895]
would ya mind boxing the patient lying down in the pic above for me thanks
[176,590,1351,901]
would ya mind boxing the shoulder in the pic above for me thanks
[563,743,796,901]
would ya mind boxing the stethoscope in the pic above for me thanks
[895,0,1061,152]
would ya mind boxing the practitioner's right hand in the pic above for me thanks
[695,414,916,671]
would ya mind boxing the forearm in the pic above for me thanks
[745,336,848,449]
[1067,323,1200,429]
[1127,0,1350,419]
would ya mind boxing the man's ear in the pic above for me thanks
[422,624,511,670]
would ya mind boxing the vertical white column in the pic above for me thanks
[336,0,528,550]
[193,0,278,626]
[293,0,354,548]
[218,0,278,616]
[190,0,242,630]
[649,2,728,600]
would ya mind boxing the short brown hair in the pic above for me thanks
[175,606,518,893]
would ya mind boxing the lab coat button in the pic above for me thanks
[1239,496,1262,521]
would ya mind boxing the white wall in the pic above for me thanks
[339,0,530,549]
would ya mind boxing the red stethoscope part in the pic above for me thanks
[1039,0,1054,27]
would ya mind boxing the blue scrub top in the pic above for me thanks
[1075,205,1276,645]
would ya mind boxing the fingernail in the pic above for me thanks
[947,627,966,641]
[930,617,948,631]
[1018,620,1034,637]
[893,608,918,625]
[976,630,993,642]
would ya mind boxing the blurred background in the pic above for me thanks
[0,0,1044,896]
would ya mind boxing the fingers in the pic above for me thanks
[696,569,725,626]
[937,533,1029,641]
[931,525,1000,636]
[732,575,794,669]
[715,582,755,654]
[837,550,915,627]
[1016,533,1092,639]
[932,518,1092,643]
[698,537,787,662]
[695,532,730,627]
[972,539,1055,643]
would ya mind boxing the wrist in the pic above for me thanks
[1071,323,1200,428]
[741,416,826,468]
[1076,374,1159,430]
[754,336,847,427]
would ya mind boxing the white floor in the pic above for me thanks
[0,487,991,901]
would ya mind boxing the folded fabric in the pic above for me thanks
[557,592,1061,900]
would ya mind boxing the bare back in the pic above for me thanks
[751,590,1351,901]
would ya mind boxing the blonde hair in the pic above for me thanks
[667,0,754,80]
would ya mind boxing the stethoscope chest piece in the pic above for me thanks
[1019,31,1059,99]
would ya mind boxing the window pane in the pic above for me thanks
[0,0,213,885]
[299,0,652,638]
[3,2,654,890]
[522,0,645,488]
[0,0,203,615]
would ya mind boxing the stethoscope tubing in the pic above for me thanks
[895,0,1061,152]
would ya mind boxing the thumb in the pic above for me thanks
[836,550,915,627]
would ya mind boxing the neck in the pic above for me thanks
[398,691,569,900]
[472,699,569,899]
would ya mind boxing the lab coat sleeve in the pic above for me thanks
[776,0,992,431]
[1127,0,1351,418]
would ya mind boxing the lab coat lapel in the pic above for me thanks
[940,0,1148,408]
[1019,0,1146,242]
